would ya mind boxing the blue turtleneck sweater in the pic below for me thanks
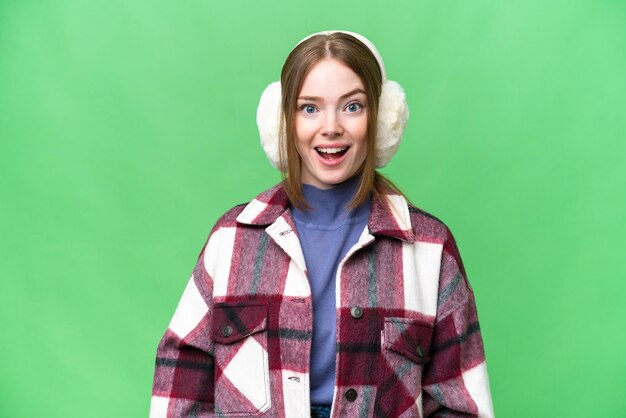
[292,175,371,405]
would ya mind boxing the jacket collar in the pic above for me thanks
[236,183,415,243]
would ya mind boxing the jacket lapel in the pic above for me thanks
[237,184,307,273]
[368,193,415,243]
[236,184,416,274]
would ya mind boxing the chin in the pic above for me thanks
[318,172,356,187]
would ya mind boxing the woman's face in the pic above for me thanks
[295,58,368,189]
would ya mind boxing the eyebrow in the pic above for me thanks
[297,88,366,102]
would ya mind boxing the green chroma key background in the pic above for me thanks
[1,1,624,416]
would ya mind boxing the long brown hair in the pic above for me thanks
[279,32,403,209]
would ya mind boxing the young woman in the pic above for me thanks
[151,31,494,418]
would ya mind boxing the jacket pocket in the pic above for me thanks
[211,302,271,416]
[382,317,433,364]
[376,317,434,417]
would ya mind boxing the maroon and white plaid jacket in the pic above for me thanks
[151,184,494,417]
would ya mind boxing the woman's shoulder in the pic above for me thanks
[409,204,462,257]
[407,204,451,239]
[210,182,287,233]
[397,197,469,286]
[379,191,452,244]
[210,202,249,231]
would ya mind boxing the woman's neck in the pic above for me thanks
[293,175,369,224]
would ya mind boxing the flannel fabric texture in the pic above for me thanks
[150,184,495,417]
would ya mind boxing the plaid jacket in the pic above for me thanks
[151,184,494,417]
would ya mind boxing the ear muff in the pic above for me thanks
[257,31,409,170]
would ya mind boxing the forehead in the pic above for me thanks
[299,58,365,96]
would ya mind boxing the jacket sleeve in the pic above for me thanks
[422,229,495,417]
[150,236,217,417]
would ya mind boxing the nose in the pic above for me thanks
[321,111,343,138]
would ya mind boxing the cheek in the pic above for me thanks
[295,117,314,141]
[293,125,310,156]
[354,117,369,161]
[293,136,306,157]
[352,116,368,144]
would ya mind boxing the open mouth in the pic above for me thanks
[315,146,349,160]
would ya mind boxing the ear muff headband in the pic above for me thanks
[257,30,409,170]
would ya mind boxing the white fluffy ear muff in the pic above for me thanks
[256,31,409,170]
[375,80,409,168]
[257,81,285,170]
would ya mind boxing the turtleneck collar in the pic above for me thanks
[292,175,371,228]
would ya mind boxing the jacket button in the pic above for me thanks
[344,388,358,402]
[222,325,233,337]
[350,306,363,319]
[416,345,424,358]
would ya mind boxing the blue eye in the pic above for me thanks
[346,102,362,112]
[302,105,316,114]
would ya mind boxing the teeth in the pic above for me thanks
[316,147,348,154]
